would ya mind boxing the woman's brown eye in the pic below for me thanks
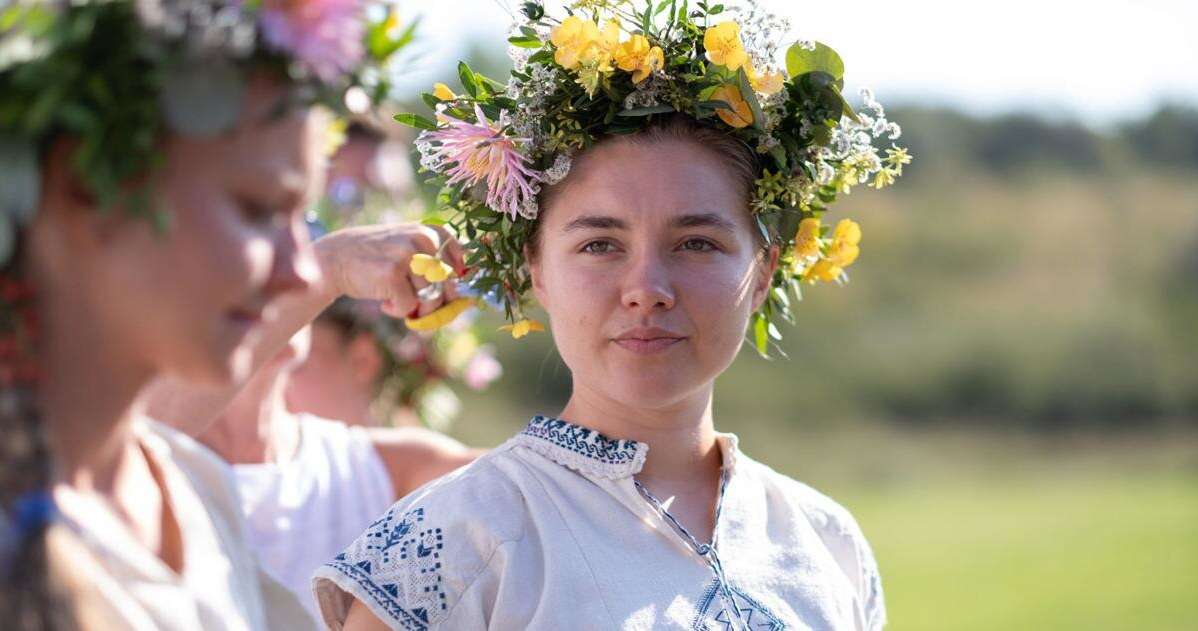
[582,240,614,254]
[681,238,717,252]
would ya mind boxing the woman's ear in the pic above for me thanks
[525,244,549,310]
[751,245,780,312]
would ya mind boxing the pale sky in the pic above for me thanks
[399,0,1198,127]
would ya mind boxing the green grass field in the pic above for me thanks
[849,469,1198,630]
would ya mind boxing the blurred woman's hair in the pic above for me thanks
[0,242,70,630]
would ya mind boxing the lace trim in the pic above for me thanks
[515,416,648,480]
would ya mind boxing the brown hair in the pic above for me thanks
[526,114,759,261]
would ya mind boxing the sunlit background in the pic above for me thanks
[393,2,1198,629]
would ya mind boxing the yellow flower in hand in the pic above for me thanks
[614,35,664,84]
[704,21,749,71]
[500,318,545,339]
[432,82,455,100]
[793,217,821,260]
[711,84,753,128]
[405,298,475,332]
[410,253,455,283]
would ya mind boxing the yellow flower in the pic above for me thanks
[432,82,455,100]
[711,84,753,129]
[614,35,664,84]
[409,253,455,283]
[500,318,545,339]
[793,217,821,259]
[322,118,348,158]
[404,298,475,332]
[551,17,619,71]
[802,219,861,283]
[551,16,592,69]
[746,63,784,95]
[870,168,897,189]
[704,21,749,71]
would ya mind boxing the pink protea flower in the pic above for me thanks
[419,105,542,220]
[258,0,365,83]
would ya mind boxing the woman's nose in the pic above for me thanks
[264,220,320,298]
[620,250,676,313]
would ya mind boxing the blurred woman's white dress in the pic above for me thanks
[314,416,886,631]
[47,419,315,631]
[232,414,395,619]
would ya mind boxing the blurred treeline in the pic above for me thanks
[460,102,1198,432]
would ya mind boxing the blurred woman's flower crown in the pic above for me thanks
[399,0,911,355]
[0,0,417,265]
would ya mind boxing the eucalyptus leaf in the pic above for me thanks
[785,41,844,80]
[160,57,244,137]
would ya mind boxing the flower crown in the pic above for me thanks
[400,0,910,355]
[0,0,417,266]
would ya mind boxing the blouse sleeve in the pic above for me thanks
[311,463,525,630]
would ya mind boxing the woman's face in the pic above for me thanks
[285,321,381,426]
[530,137,775,411]
[42,75,324,385]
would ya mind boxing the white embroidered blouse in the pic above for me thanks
[313,417,886,631]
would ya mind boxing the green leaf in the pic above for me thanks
[753,314,769,356]
[617,104,676,117]
[458,61,480,98]
[508,35,542,49]
[393,113,437,131]
[786,41,844,80]
[737,68,765,130]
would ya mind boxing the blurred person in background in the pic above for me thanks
[150,126,496,619]
[0,2,470,629]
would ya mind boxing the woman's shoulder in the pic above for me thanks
[312,444,531,629]
[736,453,887,629]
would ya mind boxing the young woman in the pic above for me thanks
[0,3,468,629]
[314,2,908,629]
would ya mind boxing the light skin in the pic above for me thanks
[344,136,778,630]
[284,321,383,428]
[31,72,468,577]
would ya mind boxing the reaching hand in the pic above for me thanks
[313,223,467,320]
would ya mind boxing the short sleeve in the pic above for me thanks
[311,460,525,630]
[807,499,887,630]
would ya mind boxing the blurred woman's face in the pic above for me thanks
[530,137,775,411]
[285,321,380,426]
[42,75,323,385]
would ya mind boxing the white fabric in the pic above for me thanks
[313,416,886,631]
[50,419,315,631]
[233,414,396,620]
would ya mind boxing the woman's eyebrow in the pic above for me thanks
[561,215,628,232]
[672,212,738,233]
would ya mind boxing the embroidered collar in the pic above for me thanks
[516,416,648,480]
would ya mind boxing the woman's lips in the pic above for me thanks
[613,335,690,354]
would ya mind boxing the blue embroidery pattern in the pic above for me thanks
[691,579,785,631]
[326,507,446,630]
[520,416,642,466]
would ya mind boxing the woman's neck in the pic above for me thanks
[38,286,154,494]
[559,382,721,484]
[198,363,299,465]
